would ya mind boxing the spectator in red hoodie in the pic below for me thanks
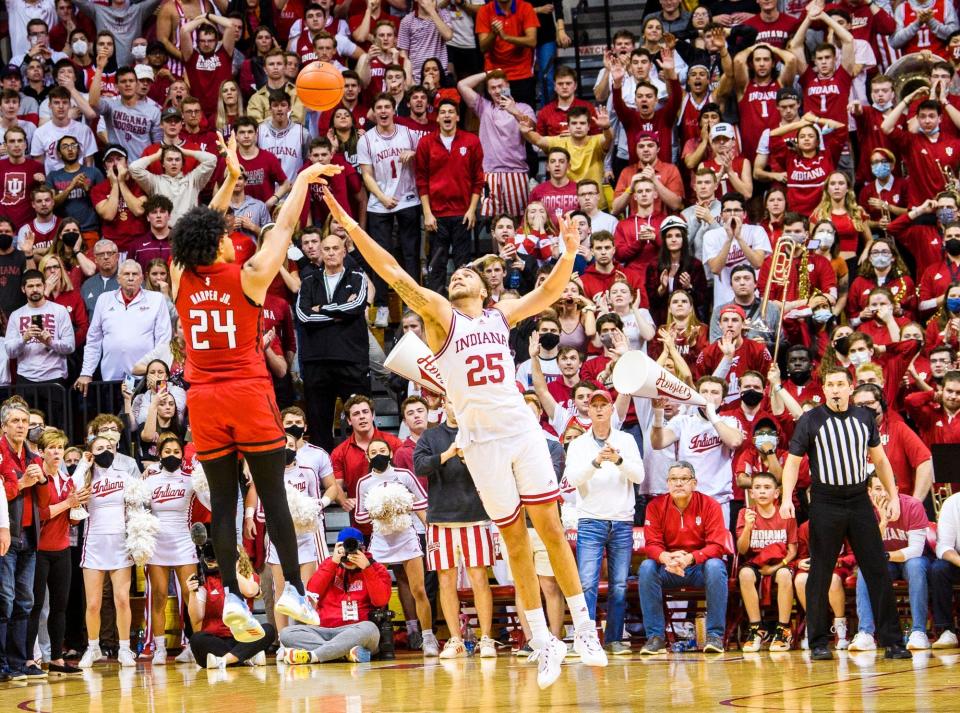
[278,527,392,664]
[637,460,730,655]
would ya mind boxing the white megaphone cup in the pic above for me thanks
[384,332,447,395]
[612,351,707,406]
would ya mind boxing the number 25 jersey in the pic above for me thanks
[434,308,538,445]
[176,262,268,385]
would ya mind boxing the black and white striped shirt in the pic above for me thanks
[788,405,881,488]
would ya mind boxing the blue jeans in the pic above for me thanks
[638,558,728,639]
[576,519,633,645]
[856,557,929,634]
[0,535,37,671]
[536,41,557,105]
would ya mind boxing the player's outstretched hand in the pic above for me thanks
[217,132,241,177]
[301,161,343,185]
[558,211,579,256]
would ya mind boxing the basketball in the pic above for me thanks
[295,61,345,112]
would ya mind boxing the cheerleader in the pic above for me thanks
[142,434,211,665]
[76,437,137,669]
[354,439,436,657]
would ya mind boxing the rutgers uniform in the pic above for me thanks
[176,262,285,461]
[145,463,211,566]
[434,307,560,526]
[739,81,780,160]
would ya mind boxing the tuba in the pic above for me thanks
[887,51,946,103]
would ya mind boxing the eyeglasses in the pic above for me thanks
[667,476,694,485]
[94,250,118,258]
[854,400,878,408]
[97,425,120,434]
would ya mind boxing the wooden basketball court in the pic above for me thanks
[4,649,958,712]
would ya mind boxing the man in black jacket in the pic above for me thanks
[413,409,497,659]
[295,233,371,451]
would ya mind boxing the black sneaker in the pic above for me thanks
[811,646,833,660]
[49,662,82,676]
[0,669,9,683]
[21,665,47,680]
[7,668,27,681]
[885,643,913,660]
[640,635,667,655]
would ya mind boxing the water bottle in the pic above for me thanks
[461,614,476,656]
[695,614,706,649]
[670,639,697,653]
[135,627,145,655]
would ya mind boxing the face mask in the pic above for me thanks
[284,448,297,466]
[869,254,892,270]
[131,45,147,60]
[833,335,851,356]
[99,430,121,445]
[946,239,960,257]
[285,424,305,439]
[753,434,778,450]
[66,463,77,476]
[813,309,833,323]
[740,389,763,407]
[61,231,81,247]
[921,125,941,137]
[27,425,43,443]
[789,368,811,385]
[539,333,561,350]
[938,208,957,225]
[814,232,835,249]
[160,455,182,472]
[849,351,870,366]
[369,454,391,472]
[948,297,960,313]
[71,40,88,56]
[0,234,13,251]
[872,101,893,113]
[93,450,115,469]
[871,161,892,180]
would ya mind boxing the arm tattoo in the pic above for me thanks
[391,280,429,311]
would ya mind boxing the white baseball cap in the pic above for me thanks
[710,123,735,141]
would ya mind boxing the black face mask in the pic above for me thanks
[833,336,851,356]
[161,455,182,472]
[285,424,305,440]
[369,454,391,472]
[93,450,115,469]
[740,389,763,407]
[0,234,12,251]
[66,463,77,476]
[284,448,297,465]
[61,232,81,249]
[788,368,811,386]
[947,239,960,257]
[539,333,561,350]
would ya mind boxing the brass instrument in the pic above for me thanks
[937,159,960,193]
[755,239,797,364]
[887,51,945,102]
[933,483,953,519]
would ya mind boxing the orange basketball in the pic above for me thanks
[296,61,345,112]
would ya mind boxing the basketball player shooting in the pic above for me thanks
[321,190,607,687]
[169,133,343,641]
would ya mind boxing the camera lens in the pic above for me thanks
[342,537,359,555]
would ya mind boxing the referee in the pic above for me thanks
[780,367,911,661]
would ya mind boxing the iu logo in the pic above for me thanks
[1,172,26,205]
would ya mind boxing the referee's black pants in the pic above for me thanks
[807,487,900,649]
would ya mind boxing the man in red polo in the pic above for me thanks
[905,371,960,445]
[695,304,774,403]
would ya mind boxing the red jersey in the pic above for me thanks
[89,179,147,253]
[800,66,852,130]
[743,13,801,48]
[905,390,960,444]
[176,261,268,386]
[738,80,780,160]
[395,116,438,145]
[695,339,774,393]
[877,417,931,494]
[529,179,579,217]
[901,1,948,55]
[784,151,833,216]
[365,56,391,100]
[735,506,798,561]
[701,155,750,199]
[274,0,305,43]
[886,127,960,206]
[847,274,916,321]
[185,49,234,121]
[0,158,43,227]
[857,176,907,223]
[612,78,682,163]
[234,150,288,203]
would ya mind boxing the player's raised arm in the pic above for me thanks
[209,132,241,214]
[322,190,450,326]
[242,162,343,303]
[497,214,578,327]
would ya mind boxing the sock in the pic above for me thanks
[406,620,420,636]
[309,651,320,663]
[566,593,591,630]
[119,639,130,651]
[154,636,165,649]
[88,638,99,649]
[525,608,550,649]
[422,629,434,640]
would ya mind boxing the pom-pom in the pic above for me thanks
[69,506,89,522]
[560,502,579,530]
[124,476,152,508]
[285,484,321,535]
[192,465,209,497]
[125,507,161,566]
[363,482,415,536]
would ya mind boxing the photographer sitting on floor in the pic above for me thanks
[279,527,392,664]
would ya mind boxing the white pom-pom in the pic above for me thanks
[192,465,209,497]
[363,482,415,536]
[125,507,161,566]
[560,502,579,530]
[285,484,321,535]
[124,476,152,508]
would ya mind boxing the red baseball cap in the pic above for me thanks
[636,131,659,145]
[718,304,746,320]
[589,389,614,403]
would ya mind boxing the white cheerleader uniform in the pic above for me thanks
[79,461,135,571]
[144,462,212,567]
[354,466,427,565]
[296,442,335,558]
[264,457,322,566]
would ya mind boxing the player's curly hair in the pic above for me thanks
[170,206,227,271]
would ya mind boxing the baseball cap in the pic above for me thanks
[710,123,736,141]
[719,304,747,320]
[589,389,613,404]
[102,144,127,160]
[161,106,182,122]
[636,130,659,145]
[337,527,365,546]
[134,64,155,81]
[0,65,20,80]
[660,215,688,236]
[777,86,800,103]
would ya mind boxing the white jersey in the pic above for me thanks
[434,307,540,445]
[257,120,309,182]
[296,442,334,487]
[663,412,742,504]
[356,124,421,213]
[703,224,772,306]
[85,464,129,536]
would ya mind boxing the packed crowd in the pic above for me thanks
[2,0,960,681]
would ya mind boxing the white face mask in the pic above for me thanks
[131,45,147,60]
[72,40,88,56]
[814,231,835,248]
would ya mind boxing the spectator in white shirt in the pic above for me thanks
[931,491,960,649]
[75,259,171,394]
[4,269,74,383]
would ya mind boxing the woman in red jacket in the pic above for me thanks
[27,429,88,675]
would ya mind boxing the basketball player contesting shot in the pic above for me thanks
[780,367,911,661]
[321,191,608,688]
[169,132,343,641]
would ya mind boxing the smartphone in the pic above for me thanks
[501,86,511,99]
[600,333,614,349]
[807,239,820,250]
[156,378,167,393]
[123,374,137,393]
[31,314,43,329]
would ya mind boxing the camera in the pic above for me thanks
[341,537,360,556]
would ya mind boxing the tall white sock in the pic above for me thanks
[154,636,165,649]
[119,639,131,651]
[525,608,550,649]
[567,593,592,630]
[88,638,99,648]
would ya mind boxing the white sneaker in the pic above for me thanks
[573,625,608,667]
[206,653,226,670]
[78,645,103,669]
[531,636,567,689]
[118,648,137,668]
[478,636,498,658]
[223,592,266,643]
[848,631,877,652]
[933,630,959,649]
[438,637,466,659]
[374,306,390,328]
[152,647,167,666]
[275,645,286,665]
[800,632,809,650]
[175,645,195,664]
[833,618,850,650]
[907,631,931,650]
[275,586,320,627]
[245,651,267,667]
[422,631,440,657]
